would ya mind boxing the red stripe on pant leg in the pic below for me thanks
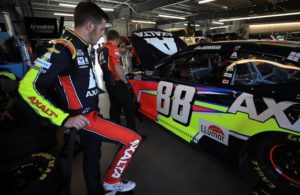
[84,112,142,183]
[59,76,82,110]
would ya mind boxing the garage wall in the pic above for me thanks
[108,19,155,36]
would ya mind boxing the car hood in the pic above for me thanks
[131,28,187,70]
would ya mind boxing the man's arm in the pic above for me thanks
[18,45,72,126]
[109,48,128,84]
[114,64,128,84]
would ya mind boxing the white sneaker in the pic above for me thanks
[103,180,136,192]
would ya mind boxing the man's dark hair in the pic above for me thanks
[74,1,109,28]
[107,30,120,41]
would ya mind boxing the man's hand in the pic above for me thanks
[64,115,90,130]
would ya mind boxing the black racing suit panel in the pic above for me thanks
[18,29,100,126]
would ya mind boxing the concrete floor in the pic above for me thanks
[68,117,256,195]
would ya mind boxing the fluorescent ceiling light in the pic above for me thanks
[160,8,192,15]
[105,23,112,28]
[59,3,114,12]
[54,12,73,17]
[198,0,215,4]
[163,28,185,31]
[249,22,300,28]
[209,25,229,30]
[158,14,185,20]
[102,8,114,12]
[131,20,156,24]
[219,12,300,22]
[59,3,76,8]
[184,24,200,27]
[212,21,224,25]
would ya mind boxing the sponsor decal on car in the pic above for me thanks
[194,45,221,50]
[287,51,300,62]
[228,92,300,131]
[194,120,229,145]
[133,31,173,37]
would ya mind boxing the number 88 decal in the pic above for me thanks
[156,81,196,125]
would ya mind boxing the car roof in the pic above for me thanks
[156,40,300,68]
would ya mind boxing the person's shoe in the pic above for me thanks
[103,180,136,192]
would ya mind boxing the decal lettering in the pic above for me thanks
[287,51,300,62]
[28,96,58,118]
[198,120,229,145]
[76,49,84,56]
[77,57,86,65]
[144,37,178,55]
[112,140,140,178]
[86,89,99,97]
[134,31,173,37]
[157,81,195,125]
[34,58,52,69]
[287,134,300,143]
[228,92,300,131]
[195,45,221,50]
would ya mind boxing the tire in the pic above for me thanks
[250,133,300,194]
[0,152,62,195]
[0,124,57,165]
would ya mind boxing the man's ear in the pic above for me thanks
[85,20,95,32]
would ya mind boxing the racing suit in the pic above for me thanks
[99,42,137,130]
[18,29,141,188]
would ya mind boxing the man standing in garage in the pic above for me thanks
[99,30,137,131]
[18,2,141,195]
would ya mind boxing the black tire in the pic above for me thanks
[0,124,57,165]
[0,152,62,195]
[250,133,300,194]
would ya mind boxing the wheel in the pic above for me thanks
[0,124,57,166]
[250,133,300,194]
[0,152,62,195]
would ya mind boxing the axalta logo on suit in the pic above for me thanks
[28,96,58,117]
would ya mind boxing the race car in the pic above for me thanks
[129,29,300,194]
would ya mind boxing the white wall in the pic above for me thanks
[108,19,156,35]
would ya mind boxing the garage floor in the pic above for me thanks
[63,116,257,195]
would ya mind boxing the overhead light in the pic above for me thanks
[160,8,192,15]
[198,0,215,4]
[219,11,300,22]
[209,25,229,30]
[184,24,200,27]
[158,14,185,20]
[212,21,224,25]
[105,23,112,28]
[59,3,114,12]
[59,3,76,8]
[54,12,73,17]
[131,20,156,24]
[163,27,185,31]
[249,22,300,28]
[102,8,114,12]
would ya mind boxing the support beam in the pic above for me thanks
[114,0,188,19]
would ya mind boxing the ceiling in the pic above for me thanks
[1,0,300,27]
